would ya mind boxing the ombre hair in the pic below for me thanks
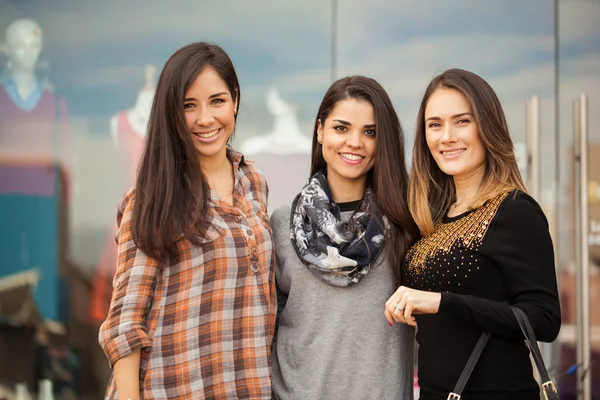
[409,68,526,236]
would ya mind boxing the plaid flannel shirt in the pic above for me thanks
[99,149,276,399]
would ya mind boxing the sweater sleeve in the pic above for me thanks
[270,206,291,339]
[439,192,561,341]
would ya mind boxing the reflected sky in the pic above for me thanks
[1,0,599,266]
[1,1,598,140]
[0,1,555,127]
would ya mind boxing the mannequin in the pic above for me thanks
[0,19,71,171]
[240,87,311,212]
[109,64,155,183]
[90,66,155,322]
[240,87,311,155]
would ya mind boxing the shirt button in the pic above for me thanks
[237,215,243,221]
[247,229,253,236]
[251,246,257,252]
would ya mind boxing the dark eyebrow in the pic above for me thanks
[333,119,376,129]
[209,91,229,99]
[184,92,229,102]
[333,119,350,126]
[425,112,473,122]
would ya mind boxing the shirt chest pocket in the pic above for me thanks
[250,200,272,236]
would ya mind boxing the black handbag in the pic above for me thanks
[447,306,558,400]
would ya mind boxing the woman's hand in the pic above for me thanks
[384,286,442,327]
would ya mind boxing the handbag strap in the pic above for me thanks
[511,306,559,400]
[447,331,490,400]
[448,307,559,400]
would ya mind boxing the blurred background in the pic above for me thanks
[0,0,598,398]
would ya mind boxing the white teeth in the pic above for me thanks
[196,129,219,138]
[340,153,363,161]
[442,149,465,156]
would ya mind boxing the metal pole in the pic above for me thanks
[580,93,591,400]
[526,95,541,201]
[525,96,554,390]
[552,0,561,378]
[574,99,583,399]
[574,94,591,400]
[526,96,554,377]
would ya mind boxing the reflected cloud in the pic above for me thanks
[7,0,332,57]
[0,0,597,307]
[240,87,311,155]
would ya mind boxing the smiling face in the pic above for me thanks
[424,87,486,182]
[317,98,377,195]
[184,67,237,162]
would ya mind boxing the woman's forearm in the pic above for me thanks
[114,349,141,399]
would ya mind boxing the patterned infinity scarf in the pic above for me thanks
[290,170,386,287]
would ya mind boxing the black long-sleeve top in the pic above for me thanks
[402,190,561,400]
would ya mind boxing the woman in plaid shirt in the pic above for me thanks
[99,42,276,399]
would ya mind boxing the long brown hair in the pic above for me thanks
[310,76,419,281]
[132,42,240,260]
[409,68,526,236]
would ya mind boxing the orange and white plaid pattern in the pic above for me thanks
[99,149,276,399]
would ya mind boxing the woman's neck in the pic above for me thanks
[200,152,230,179]
[327,173,366,203]
[452,166,485,208]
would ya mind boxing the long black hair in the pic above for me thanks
[311,76,419,282]
[132,42,240,260]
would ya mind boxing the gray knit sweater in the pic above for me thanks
[271,205,415,400]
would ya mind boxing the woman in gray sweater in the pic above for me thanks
[271,76,419,400]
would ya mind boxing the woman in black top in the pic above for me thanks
[384,68,561,400]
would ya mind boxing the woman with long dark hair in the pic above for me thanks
[99,42,276,399]
[271,76,419,399]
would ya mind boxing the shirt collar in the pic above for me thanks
[226,146,246,172]
[2,76,44,111]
